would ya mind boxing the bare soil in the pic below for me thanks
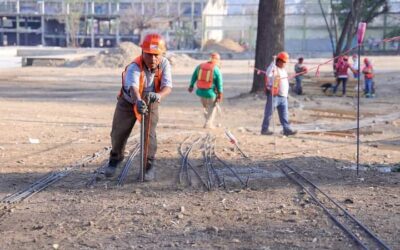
[0,57,399,249]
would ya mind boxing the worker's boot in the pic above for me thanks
[104,159,121,178]
[261,129,273,135]
[283,129,297,136]
[144,160,156,181]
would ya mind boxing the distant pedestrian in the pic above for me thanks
[333,55,355,97]
[261,51,297,136]
[362,58,375,98]
[188,52,223,129]
[294,57,308,95]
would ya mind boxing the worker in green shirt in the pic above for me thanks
[188,52,223,129]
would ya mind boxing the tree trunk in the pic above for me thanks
[335,0,362,57]
[251,0,285,93]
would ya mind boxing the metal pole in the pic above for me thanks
[356,22,366,176]
[140,114,145,182]
[356,45,361,176]
[271,56,277,152]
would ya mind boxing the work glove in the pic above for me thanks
[135,100,148,115]
[216,92,223,103]
[146,92,161,103]
[188,87,194,93]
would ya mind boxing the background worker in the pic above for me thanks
[294,57,308,95]
[104,33,172,181]
[188,52,223,129]
[362,58,375,98]
[261,51,297,136]
[333,55,355,97]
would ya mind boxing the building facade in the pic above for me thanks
[0,0,211,49]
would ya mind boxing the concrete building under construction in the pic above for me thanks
[0,0,218,49]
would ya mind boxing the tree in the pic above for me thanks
[57,0,85,47]
[319,0,389,57]
[251,0,285,93]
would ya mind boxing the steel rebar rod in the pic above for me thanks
[2,147,110,203]
[280,166,368,250]
[179,136,202,186]
[2,172,58,202]
[283,162,391,250]
[214,154,246,188]
[117,144,140,186]
[178,136,193,185]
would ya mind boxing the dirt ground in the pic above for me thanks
[0,56,399,249]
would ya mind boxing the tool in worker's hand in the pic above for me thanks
[215,102,222,116]
[224,129,248,158]
[139,112,145,182]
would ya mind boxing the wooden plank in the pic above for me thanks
[310,114,355,120]
[305,131,355,138]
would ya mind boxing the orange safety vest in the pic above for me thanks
[120,56,162,121]
[362,65,374,79]
[264,68,281,96]
[196,62,215,89]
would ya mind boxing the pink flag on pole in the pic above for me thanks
[357,22,367,45]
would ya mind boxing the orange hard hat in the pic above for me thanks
[210,52,221,61]
[277,51,289,63]
[141,33,166,55]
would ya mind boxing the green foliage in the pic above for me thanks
[332,0,389,26]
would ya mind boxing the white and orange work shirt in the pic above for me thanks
[266,64,289,97]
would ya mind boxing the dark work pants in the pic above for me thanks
[109,96,159,167]
[333,77,348,95]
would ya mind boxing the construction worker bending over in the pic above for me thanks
[362,58,374,98]
[188,52,223,129]
[104,33,172,181]
[261,51,297,136]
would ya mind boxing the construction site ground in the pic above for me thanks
[0,56,399,249]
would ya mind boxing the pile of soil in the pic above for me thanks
[203,38,245,53]
[166,52,197,67]
[79,42,142,68]
[76,42,196,68]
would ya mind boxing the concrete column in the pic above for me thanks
[116,2,120,45]
[16,0,20,45]
[167,2,170,16]
[191,0,194,24]
[41,0,45,46]
[302,12,306,52]
[91,1,95,47]
[91,0,94,14]
[65,2,69,46]
[383,13,387,51]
